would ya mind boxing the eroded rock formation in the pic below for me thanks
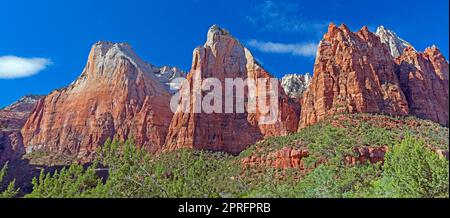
[396,46,449,126]
[299,24,409,128]
[164,25,300,154]
[21,42,176,158]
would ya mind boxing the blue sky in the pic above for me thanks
[0,0,449,107]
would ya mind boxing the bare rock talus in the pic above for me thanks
[164,25,300,154]
[299,24,409,128]
[21,42,175,158]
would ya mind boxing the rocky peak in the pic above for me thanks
[206,24,232,47]
[299,23,409,128]
[83,41,159,80]
[2,95,44,112]
[72,41,185,94]
[376,25,414,58]
[165,25,300,154]
[21,41,175,158]
[281,73,312,99]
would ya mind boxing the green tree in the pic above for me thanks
[95,139,244,198]
[373,135,449,198]
[26,163,102,198]
[0,162,19,198]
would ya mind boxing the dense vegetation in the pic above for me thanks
[0,163,19,198]
[1,114,449,198]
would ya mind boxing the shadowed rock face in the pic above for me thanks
[164,25,300,154]
[396,46,449,126]
[1,95,43,164]
[21,42,175,159]
[299,24,409,128]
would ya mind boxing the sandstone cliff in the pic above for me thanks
[21,42,176,158]
[164,25,300,154]
[299,24,409,128]
[396,46,449,126]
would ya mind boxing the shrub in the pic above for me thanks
[373,136,449,198]
[0,162,19,198]
[25,163,102,198]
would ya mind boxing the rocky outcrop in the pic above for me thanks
[396,46,449,126]
[1,95,43,164]
[241,145,388,170]
[21,42,175,158]
[299,24,409,128]
[241,147,310,170]
[376,26,414,58]
[281,73,312,99]
[164,25,300,154]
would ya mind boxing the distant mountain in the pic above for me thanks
[1,95,43,112]
[376,25,414,58]
[281,73,312,99]
[0,95,43,164]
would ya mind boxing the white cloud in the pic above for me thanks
[248,39,318,57]
[0,56,52,79]
[246,1,328,35]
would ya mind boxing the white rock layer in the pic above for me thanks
[281,73,312,99]
[376,26,414,58]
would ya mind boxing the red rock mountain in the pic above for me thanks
[164,25,299,154]
[396,46,449,126]
[299,24,410,128]
[1,95,43,164]
[21,42,175,158]
[15,24,449,159]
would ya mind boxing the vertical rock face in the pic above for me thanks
[396,46,449,126]
[164,25,299,154]
[21,42,175,158]
[376,26,414,58]
[1,95,43,164]
[299,24,409,128]
[281,73,312,99]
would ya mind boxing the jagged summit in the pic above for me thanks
[376,25,414,58]
[206,24,232,46]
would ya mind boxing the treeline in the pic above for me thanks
[1,134,448,198]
